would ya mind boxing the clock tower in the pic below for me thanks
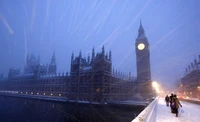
[135,21,152,99]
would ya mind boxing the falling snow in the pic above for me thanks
[0,0,200,102]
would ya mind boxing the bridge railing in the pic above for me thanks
[132,97,159,122]
[180,98,200,105]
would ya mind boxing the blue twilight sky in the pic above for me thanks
[0,0,200,89]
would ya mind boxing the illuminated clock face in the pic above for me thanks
[137,43,145,50]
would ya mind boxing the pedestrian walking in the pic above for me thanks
[172,94,182,117]
[169,94,174,109]
[165,95,170,107]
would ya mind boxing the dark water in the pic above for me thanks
[0,96,145,122]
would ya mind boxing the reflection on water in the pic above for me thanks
[0,96,145,122]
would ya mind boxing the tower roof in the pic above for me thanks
[139,20,144,31]
[137,20,146,39]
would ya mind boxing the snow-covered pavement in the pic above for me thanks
[156,98,200,122]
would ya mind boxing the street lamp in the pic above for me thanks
[152,81,160,97]
[152,81,158,88]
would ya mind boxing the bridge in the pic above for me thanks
[1,91,200,122]
[132,97,200,122]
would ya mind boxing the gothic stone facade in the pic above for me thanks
[135,21,153,98]
[0,22,153,101]
[0,47,135,103]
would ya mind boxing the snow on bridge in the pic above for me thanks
[133,97,200,122]
[156,98,200,122]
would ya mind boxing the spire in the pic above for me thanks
[48,51,57,74]
[79,50,82,64]
[79,50,82,58]
[138,19,146,38]
[109,50,111,62]
[50,51,56,65]
[102,45,105,56]
[92,47,95,60]
[92,47,95,52]
[71,52,74,58]
[139,19,144,30]
[102,45,105,52]
[71,52,74,63]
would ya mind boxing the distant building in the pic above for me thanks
[24,53,40,74]
[180,55,200,99]
[8,68,20,78]
[23,53,48,76]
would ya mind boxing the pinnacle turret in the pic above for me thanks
[48,51,57,74]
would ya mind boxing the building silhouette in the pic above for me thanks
[135,21,153,98]
[179,55,200,99]
[0,22,153,103]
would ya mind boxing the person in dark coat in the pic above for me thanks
[169,94,174,108]
[173,94,182,117]
[165,95,170,107]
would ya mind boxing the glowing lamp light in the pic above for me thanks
[152,81,158,88]
[152,81,160,93]
[43,93,46,95]
[51,93,53,96]
[59,94,61,96]
[37,93,39,95]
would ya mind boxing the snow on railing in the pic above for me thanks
[132,97,159,122]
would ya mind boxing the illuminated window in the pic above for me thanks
[96,88,100,92]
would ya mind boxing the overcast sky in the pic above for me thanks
[0,0,200,89]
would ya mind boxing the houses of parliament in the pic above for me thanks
[0,23,153,103]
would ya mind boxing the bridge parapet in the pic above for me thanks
[180,98,200,105]
[132,97,159,122]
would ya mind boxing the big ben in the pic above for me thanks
[135,21,152,99]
